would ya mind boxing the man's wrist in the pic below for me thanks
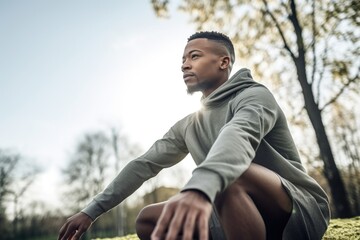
[181,189,211,202]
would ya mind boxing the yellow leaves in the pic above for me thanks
[331,60,350,82]
[151,0,170,18]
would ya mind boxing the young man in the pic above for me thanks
[58,31,330,240]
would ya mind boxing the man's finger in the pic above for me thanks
[151,206,173,240]
[58,224,67,240]
[181,211,197,240]
[197,213,209,240]
[165,207,186,240]
[59,224,75,240]
[72,228,85,240]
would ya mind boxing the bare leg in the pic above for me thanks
[136,202,165,240]
[215,187,266,240]
[215,163,292,240]
[136,163,292,240]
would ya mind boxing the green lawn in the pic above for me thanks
[322,217,360,240]
[93,217,360,240]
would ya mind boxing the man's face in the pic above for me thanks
[182,38,227,96]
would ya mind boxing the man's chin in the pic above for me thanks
[186,83,202,95]
[186,87,200,95]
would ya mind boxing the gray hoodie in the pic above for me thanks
[82,68,330,239]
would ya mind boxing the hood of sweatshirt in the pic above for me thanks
[201,68,259,108]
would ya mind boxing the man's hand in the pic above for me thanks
[58,212,93,240]
[151,190,212,240]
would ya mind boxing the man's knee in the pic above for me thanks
[135,205,154,239]
[216,165,259,199]
[214,176,249,212]
[135,203,165,239]
[214,163,282,211]
[135,205,148,227]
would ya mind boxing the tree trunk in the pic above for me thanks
[294,54,353,217]
[289,0,353,217]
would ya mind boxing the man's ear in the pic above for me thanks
[220,56,230,70]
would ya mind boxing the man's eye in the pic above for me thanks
[191,54,199,59]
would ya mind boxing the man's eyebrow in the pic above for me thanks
[182,49,203,59]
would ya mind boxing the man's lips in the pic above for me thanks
[183,73,195,82]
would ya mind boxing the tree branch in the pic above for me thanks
[316,16,340,106]
[316,37,329,106]
[288,0,304,51]
[310,0,317,87]
[261,0,296,61]
[320,73,360,111]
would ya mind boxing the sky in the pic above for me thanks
[0,1,207,213]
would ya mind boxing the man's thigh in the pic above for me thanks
[235,163,292,217]
[215,163,292,239]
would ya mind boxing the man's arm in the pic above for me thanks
[57,122,189,239]
[82,124,189,220]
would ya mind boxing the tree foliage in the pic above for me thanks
[151,0,360,217]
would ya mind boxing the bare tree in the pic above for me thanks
[0,150,19,206]
[62,128,145,236]
[330,102,360,214]
[0,149,41,238]
[9,164,40,237]
[0,149,19,238]
[62,132,112,211]
[151,0,359,217]
[109,127,143,237]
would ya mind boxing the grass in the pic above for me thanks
[93,217,360,240]
[322,217,360,240]
[93,235,138,240]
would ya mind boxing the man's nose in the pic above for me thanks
[181,60,191,72]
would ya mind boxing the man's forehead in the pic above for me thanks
[184,38,214,53]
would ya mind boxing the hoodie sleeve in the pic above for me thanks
[181,86,280,202]
[82,121,189,220]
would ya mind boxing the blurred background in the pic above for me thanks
[0,0,359,239]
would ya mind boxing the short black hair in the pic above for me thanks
[188,31,235,64]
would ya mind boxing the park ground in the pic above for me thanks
[93,216,360,240]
